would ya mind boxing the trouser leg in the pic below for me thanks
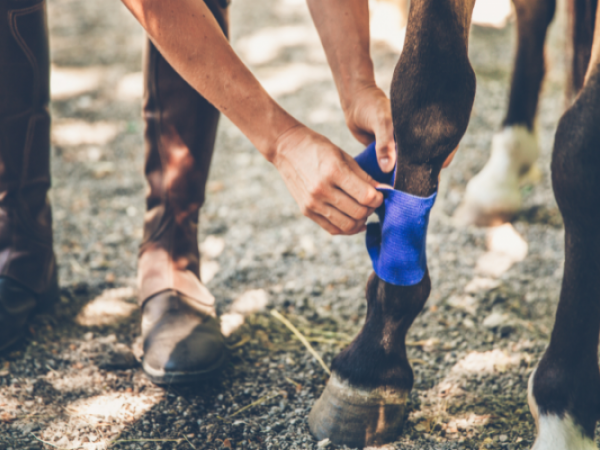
[137,0,231,385]
[137,0,228,314]
[0,0,57,350]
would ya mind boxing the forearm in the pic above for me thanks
[307,0,376,111]
[122,0,299,161]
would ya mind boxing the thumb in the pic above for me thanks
[371,105,396,173]
[375,138,396,173]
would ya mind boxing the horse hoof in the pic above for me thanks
[454,126,540,227]
[308,373,408,448]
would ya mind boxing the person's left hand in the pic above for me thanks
[343,85,396,174]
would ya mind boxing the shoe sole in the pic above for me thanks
[142,347,230,386]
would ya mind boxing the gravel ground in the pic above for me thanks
[0,0,580,449]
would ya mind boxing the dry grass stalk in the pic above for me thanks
[30,433,83,450]
[229,392,281,418]
[270,310,331,375]
[284,377,302,389]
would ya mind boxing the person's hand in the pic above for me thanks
[272,125,383,235]
[343,85,396,173]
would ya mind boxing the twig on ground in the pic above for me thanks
[409,358,428,365]
[109,438,184,447]
[307,337,348,345]
[299,328,353,340]
[229,392,281,418]
[271,310,331,375]
[284,377,302,390]
[228,335,251,349]
[30,433,83,450]
[183,433,197,449]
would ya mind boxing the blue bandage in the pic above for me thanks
[355,142,436,286]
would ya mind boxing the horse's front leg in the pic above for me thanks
[308,1,477,447]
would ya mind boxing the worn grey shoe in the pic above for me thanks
[141,289,228,385]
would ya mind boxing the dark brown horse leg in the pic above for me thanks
[456,0,556,226]
[568,0,597,99]
[308,1,476,447]
[528,5,600,448]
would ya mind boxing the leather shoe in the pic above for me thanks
[0,276,59,352]
[141,289,228,385]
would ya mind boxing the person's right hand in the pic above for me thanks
[272,125,383,235]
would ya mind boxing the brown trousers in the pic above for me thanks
[0,0,228,313]
[0,0,56,296]
[138,0,229,314]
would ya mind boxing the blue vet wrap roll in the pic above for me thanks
[355,142,437,286]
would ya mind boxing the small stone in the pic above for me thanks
[317,438,331,448]
[483,311,508,329]
[498,434,508,442]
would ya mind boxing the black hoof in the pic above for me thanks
[308,373,408,448]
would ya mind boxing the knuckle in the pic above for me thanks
[305,198,318,212]
[354,205,369,220]
[341,221,355,234]
[309,181,325,197]
[325,163,338,179]
[361,190,376,206]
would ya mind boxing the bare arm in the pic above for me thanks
[124,0,296,159]
[307,0,396,172]
[122,0,383,234]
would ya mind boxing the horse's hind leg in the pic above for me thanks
[528,4,600,448]
[308,0,476,447]
[569,0,597,98]
[456,0,556,226]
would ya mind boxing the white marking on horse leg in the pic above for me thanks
[528,370,597,450]
[455,125,539,226]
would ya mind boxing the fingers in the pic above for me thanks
[345,86,396,173]
[305,210,343,235]
[305,208,366,236]
[301,158,376,234]
[327,187,375,221]
[341,156,384,206]
[303,177,373,234]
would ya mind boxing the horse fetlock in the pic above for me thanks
[528,367,600,450]
[455,125,539,226]
[328,275,428,395]
[308,372,409,449]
